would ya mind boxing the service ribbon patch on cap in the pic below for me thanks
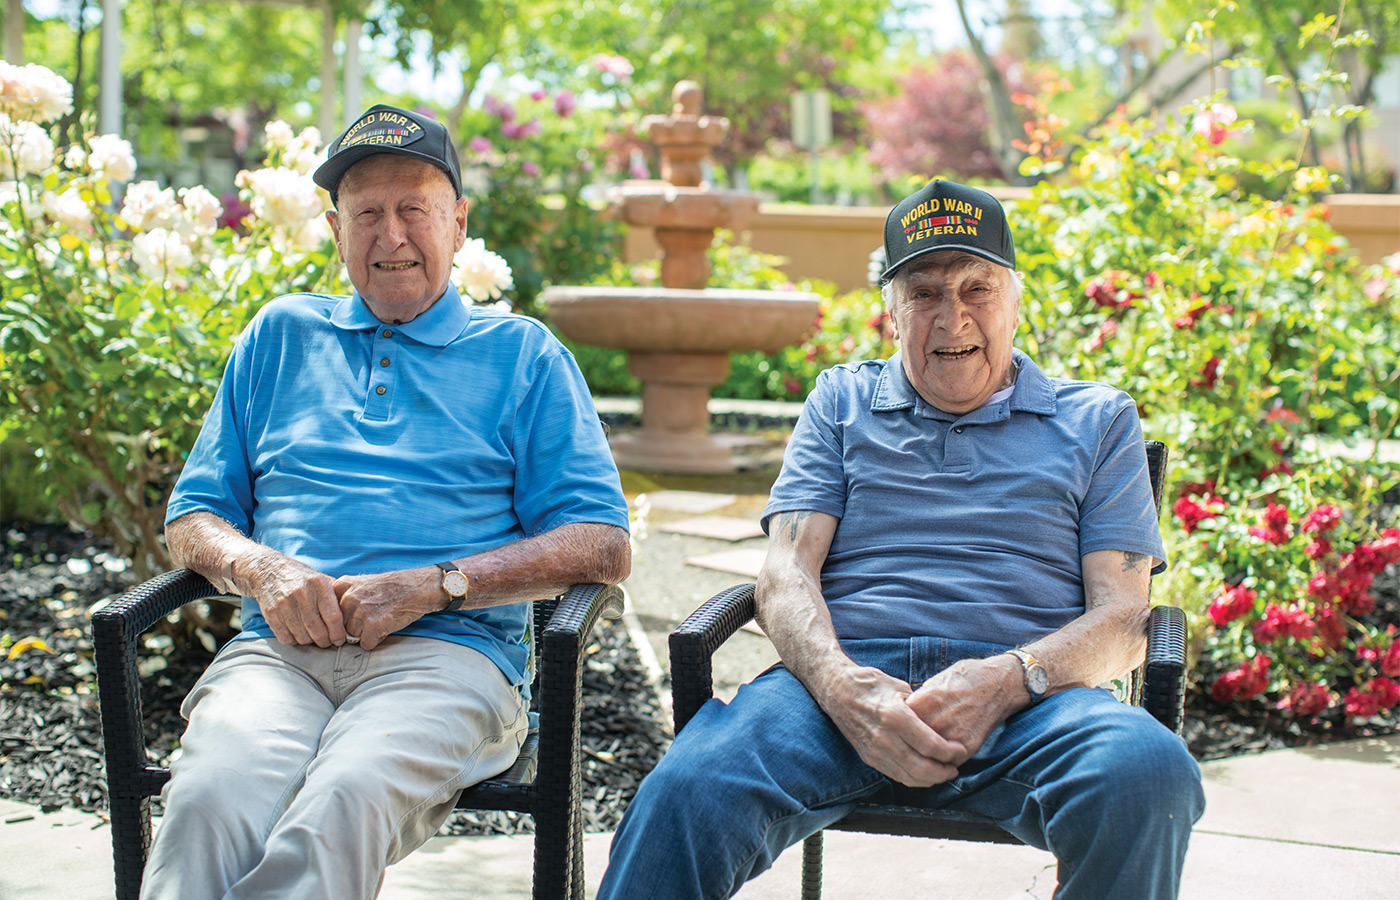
[340,109,425,150]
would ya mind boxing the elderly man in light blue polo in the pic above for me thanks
[598,179,1203,900]
[141,104,631,900]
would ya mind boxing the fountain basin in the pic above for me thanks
[544,286,820,355]
[609,183,761,231]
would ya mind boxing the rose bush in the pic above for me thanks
[1007,79,1400,727]
[1,64,512,577]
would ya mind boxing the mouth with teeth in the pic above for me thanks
[374,261,419,271]
[933,345,979,360]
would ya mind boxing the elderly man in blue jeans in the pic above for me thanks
[598,179,1204,899]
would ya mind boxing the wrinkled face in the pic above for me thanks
[887,252,1021,415]
[327,155,468,323]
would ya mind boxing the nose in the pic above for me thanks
[933,299,971,333]
[377,212,409,247]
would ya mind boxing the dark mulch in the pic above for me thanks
[0,523,668,835]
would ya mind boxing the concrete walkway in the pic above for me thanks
[4,442,1400,898]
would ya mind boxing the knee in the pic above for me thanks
[1092,728,1204,826]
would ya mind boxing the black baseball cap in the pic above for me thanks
[313,104,462,206]
[881,179,1016,281]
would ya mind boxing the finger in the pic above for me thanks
[297,597,334,648]
[318,584,348,646]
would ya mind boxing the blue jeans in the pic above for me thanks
[598,638,1204,900]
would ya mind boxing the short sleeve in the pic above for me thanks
[510,343,630,537]
[761,370,848,533]
[1077,396,1167,569]
[164,339,257,535]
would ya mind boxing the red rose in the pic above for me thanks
[1191,357,1222,390]
[1300,504,1343,534]
[1208,584,1257,627]
[1316,606,1347,649]
[1304,539,1333,560]
[1280,682,1330,717]
[1344,687,1382,718]
[1382,642,1400,679]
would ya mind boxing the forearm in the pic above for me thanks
[166,510,279,596]
[1020,549,1154,696]
[451,522,632,610]
[755,562,859,702]
[1022,601,1149,695]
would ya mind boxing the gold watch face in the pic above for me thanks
[442,570,469,597]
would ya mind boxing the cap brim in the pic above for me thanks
[881,244,1015,282]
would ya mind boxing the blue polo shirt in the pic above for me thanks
[166,286,630,687]
[762,349,1165,648]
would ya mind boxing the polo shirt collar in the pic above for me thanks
[871,348,1057,420]
[328,284,473,346]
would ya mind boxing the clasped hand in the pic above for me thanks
[246,553,442,651]
[823,658,1017,789]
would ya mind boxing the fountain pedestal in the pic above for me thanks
[544,81,820,474]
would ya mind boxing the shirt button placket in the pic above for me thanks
[366,329,395,419]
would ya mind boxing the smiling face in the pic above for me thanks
[886,251,1022,415]
[326,155,468,323]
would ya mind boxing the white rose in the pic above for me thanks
[452,238,515,303]
[238,166,324,229]
[42,186,93,231]
[88,133,137,183]
[0,61,74,123]
[263,120,295,152]
[285,127,324,175]
[287,213,332,251]
[132,227,194,279]
[120,180,179,232]
[0,114,56,178]
[178,184,223,237]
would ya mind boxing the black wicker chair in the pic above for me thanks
[669,440,1186,899]
[93,576,623,900]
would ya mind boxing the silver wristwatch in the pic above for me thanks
[1007,648,1049,704]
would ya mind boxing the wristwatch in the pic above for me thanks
[436,562,469,611]
[1007,648,1049,705]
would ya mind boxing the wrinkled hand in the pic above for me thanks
[905,656,1024,765]
[819,665,967,788]
[334,566,442,651]
[242,551,345,648]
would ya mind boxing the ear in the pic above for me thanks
[326,209,346,262]
[453,196,470,251]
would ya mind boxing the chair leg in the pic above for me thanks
[571,818,585,900]
[109,793,152,900]
[800,831,823,900]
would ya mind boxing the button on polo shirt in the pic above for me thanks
[763,349,1165,648]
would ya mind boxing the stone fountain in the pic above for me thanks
[544,81,821,474]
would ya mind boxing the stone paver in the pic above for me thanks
[658,516,767,542]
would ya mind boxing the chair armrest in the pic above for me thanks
[533,583,625,797]
[92,570,224,794]
[1142,604,1187,735]
[669,583,756,733]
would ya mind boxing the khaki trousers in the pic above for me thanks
[140,636,528,900]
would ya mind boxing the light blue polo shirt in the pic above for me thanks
[762,349,1165,648]
[166,286,631,687]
